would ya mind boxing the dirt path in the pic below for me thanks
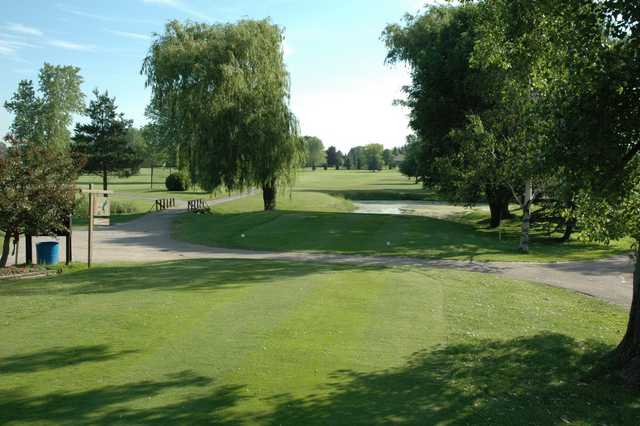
[9,194,634,307]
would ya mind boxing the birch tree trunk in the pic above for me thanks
[519,180,533,253]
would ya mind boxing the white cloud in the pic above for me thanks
[0,44,15,55]
[48,40,95,51]
[291,66,411,152]
[4,22,43,37]
[108,30,152,41]
[0,38,39,57]
[57,5,158,25]
[141,0,212,21]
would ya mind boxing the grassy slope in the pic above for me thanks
[0,260,636,424]
[173,169,630,262]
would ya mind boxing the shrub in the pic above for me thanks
[74,198,140,217]
[165,173,190,191]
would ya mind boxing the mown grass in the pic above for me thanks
[173,172,630,262]
[0,260,636,424]
[77,168,236,202]
[294,168,438,201]
[73,168,240,226]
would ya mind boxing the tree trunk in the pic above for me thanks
[0,233,11,268]
[102,168,108,192]
[559,218,577,243]
[488,202,503,228]
[487,187,512,228]
[150,165,154,189]
[262,180,277,211]
[519,180,532,253]
[501,201,513,220]
[611,247,640,385]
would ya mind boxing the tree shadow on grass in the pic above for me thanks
[0,345,138,375]
[0,370,248,425]
[260,333,640,425]
[1,335,637,424]
[0,259,383,296]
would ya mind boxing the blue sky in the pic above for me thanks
[0,0,430,152]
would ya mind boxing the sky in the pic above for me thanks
[0,0,430,152]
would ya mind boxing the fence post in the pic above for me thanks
[25,235,33,265]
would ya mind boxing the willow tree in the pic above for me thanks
[142,20,302,210]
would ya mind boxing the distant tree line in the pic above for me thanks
[301,136,400,172]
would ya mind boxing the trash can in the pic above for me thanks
[36,241,60,266]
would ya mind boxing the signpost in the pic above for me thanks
[81,184,113,268]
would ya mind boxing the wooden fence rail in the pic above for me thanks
[187,199,208,212]
[154,198,176,212]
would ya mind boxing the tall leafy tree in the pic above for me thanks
[303,136,325,170]
[546,0,640,384]
[347,147,367,170]
[384,4,513,228]
[3,80,45,144]
[0,138,78,267]
[399,135,421,182]
[469,0,585,252]
[364,143,384,171]
[39,64,85,148]
[142,20,302,211]
[335,150,344,170]
[4,64,84,148]
[383,149,395,169]
[326,146,339,168]
[72,90,143,191]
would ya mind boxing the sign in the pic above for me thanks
[93,197,110,217]
[82,184,114,268]
[93,217,111,226]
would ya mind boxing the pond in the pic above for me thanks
[353,200,489,219]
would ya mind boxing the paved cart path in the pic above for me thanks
[9,193,634,307]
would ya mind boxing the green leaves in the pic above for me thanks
[4,64,84,149]
[71,90,143,186]
[142,20,301,199]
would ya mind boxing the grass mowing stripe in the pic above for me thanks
[0,260,636,425]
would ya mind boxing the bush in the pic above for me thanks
[165,173,190,191]
[74,198,140,217]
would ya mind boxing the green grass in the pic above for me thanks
[0,260,636,424]
[295,168,438,201]
[73,168,241,227]
[77,168,237,202]
[173,188,630,262]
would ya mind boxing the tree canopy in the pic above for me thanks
[4,63,84,148]
[71,90,143,191]
[383,4,513,228]
[303,136,325,170]
[142,19,302,210]
[0,139,78,267]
